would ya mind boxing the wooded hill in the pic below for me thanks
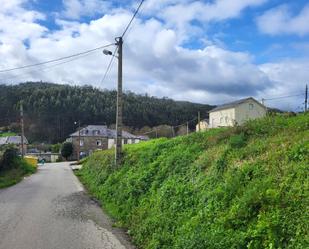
[0,82,213,143]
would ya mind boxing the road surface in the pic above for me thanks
[0,162,134,249]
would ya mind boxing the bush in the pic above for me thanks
[61,142,73,160]
[229,133,247,148]
[0,146,18,171]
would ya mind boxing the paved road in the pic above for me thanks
[0,162,134,249]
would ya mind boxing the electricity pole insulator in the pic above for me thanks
[115,37,123,165]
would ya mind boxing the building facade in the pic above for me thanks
[67,125,148,159]
[196,119,209,131]
[0,135,28,154]
[208,97,267,128]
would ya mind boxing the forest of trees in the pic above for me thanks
[0,82,214,143]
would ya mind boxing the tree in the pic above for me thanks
[0,146,18,171]
[61,142,73,160]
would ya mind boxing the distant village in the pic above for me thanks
[0,97,267,161]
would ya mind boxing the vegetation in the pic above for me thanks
[0,146,36,188]
[0,132,16,137]
[61,142,73,160]
[77,114,309,249]
[0,82,213,143]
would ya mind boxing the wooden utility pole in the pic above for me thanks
[78,121,81,162]
[74,120,81,162]
[186,122,189,135]
[198,111,201,131]
[115,37,123,165]
[20,102,25,157]
[305,84,308,112]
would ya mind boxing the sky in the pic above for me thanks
[0,0,308,111]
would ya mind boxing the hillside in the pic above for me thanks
[0,82,213,143]
[77,114,309,249]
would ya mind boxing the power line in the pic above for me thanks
[263,93,304,101]
[0,50,102,82]
[121,0,145,38]
[0,43,115,73]
[100,45,119,85]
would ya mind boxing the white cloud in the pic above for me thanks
[0,0,307,111]
[258,60,308,111]
[257,4,309,36]
[61,0,110,19]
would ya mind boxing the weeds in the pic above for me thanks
[77,113,309,249]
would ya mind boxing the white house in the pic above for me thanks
[208,97,267,128]
[196,119,209,131]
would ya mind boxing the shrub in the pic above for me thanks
[229,133,247,148]
[61,142,73,160]
[0,146,18,171]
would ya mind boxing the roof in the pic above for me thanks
[209,97,265,113]
[0,136,29,145]
[70,125,144,139]
[0,137,7,145]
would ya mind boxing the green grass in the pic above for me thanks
[77,114,309,249]
[0,159,36,189]
[0,132,17,137]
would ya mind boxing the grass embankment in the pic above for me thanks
[77,114,309,249]
[0,149,36,189]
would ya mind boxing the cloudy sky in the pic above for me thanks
[0,0,308,110]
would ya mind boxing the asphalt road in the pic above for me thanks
[0,162,135,249]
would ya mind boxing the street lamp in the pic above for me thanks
[102,37,123,166]
[74,121,81,162]
[103,49,113,56]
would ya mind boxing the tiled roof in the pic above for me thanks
[0,136,28,145]
[209,97,264,112]
[70,125,143,139]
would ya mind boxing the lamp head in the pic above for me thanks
[103,49,113,56]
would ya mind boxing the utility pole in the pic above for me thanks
[20,102,25,157]
[198,111,201,131]
[305,84,308,112]
[74,121,81,162]
[186,122,189,135]
[78,121,81,162]
[115,37,123,165]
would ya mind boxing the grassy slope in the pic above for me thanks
[77,114,309,249]
[0,132,16,137]
[0,159,36,189]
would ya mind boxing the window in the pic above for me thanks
[249,103,254,110]
[80,139,84,146]
[96,140,102,146]
[124,139,128,144]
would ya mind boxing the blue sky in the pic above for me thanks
[0,0,309,111]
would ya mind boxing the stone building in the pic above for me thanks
[66,125,148,160]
